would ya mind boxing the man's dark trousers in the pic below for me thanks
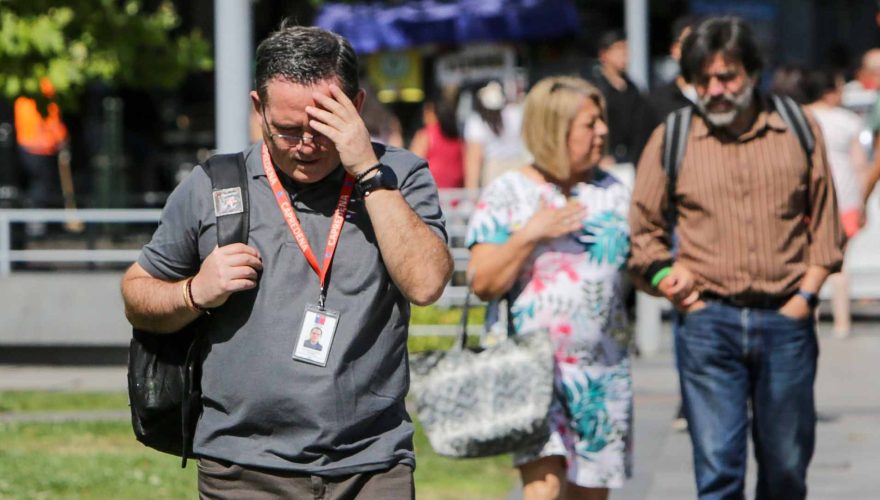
[675,301,818,500]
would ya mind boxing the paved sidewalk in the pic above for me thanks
[617,321,879,500]
[0,366,126,392]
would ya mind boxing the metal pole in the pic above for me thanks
[214,0,253,154]
[635,291,663,357]
[0,212,10,276]
[625,0,650,91]
[94,97,125,208]
[626,0,661,354]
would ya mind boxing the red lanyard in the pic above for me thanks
[261,144,354,308]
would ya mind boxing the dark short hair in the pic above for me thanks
[597,30,626,53]
[770,65,808,104]
[680,17,763,84]
[671,16,696,44]
[803,68,840,103]
[254,23,359,104]
[427,91,461,140]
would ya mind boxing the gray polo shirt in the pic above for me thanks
[138,141,446,475]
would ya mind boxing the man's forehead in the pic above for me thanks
[700,54,745,75]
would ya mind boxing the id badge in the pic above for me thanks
[292,305,340,367]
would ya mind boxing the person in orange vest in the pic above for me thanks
[14,78,68,214]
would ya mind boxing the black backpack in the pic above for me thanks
[127,153,249,468]
[661,94,815,234]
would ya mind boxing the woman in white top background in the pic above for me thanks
[804,68,868,338]
[463,80,532,189]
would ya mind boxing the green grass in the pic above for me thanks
[0,391,129,413]
[408,305,487,353]
[0,392,517,499]
[413,422,517,500]
[0,420,196,499]
[410,305,485,326]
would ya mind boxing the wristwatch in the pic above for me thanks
[355,163,398,197]
[796,289,819,309]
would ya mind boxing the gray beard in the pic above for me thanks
[698,83,754,127]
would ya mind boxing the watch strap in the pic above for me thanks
[356,163,398,197]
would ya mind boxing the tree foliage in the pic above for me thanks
[0,0,212,108]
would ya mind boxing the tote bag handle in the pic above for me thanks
[457,287,515,350]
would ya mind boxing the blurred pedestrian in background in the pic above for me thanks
[630,17,845,500]
[842,48,880,118]
[14,77,68,236]
[463,80,530,189]
[590,30,653,168]
[361,83,404,148]
[409,91,464,188]
[769,64,810,104]
[772,65,867,338]
[648,17,698,128]
[467,76,632,500]
[805,69,867,338]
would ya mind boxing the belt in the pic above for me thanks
[700,291,792,310]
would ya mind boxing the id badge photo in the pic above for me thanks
[292,305,340,367]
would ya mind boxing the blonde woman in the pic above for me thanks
[465,76,633,500]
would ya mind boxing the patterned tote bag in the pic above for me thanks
[409,291,555,458]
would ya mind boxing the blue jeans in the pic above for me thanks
[675,301,818,500]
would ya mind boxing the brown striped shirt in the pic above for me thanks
[628,98,846,303]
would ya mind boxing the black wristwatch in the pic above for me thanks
[355,163,398,197]
[796,289,819,309]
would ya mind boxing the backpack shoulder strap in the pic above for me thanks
[771,94,816,215]
[770,94,815,165]
[661,105,693,233]
[177,152,248,466]
[202,153,249,246]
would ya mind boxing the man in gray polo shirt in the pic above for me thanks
[122,25,453,499]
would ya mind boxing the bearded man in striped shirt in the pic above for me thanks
[629,16,846,500]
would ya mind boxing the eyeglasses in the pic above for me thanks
[267,131,329,149]
[261,109,329,149]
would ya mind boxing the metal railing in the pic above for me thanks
[0,190,481,306]
[0,209,161,276]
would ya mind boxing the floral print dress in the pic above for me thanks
[465,169,633,488]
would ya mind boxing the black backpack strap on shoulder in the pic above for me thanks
[202,153,250,247]
[661,105,693,243]
[771,94,815,167]
[178,152,248,467]
[771,94,816,215]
